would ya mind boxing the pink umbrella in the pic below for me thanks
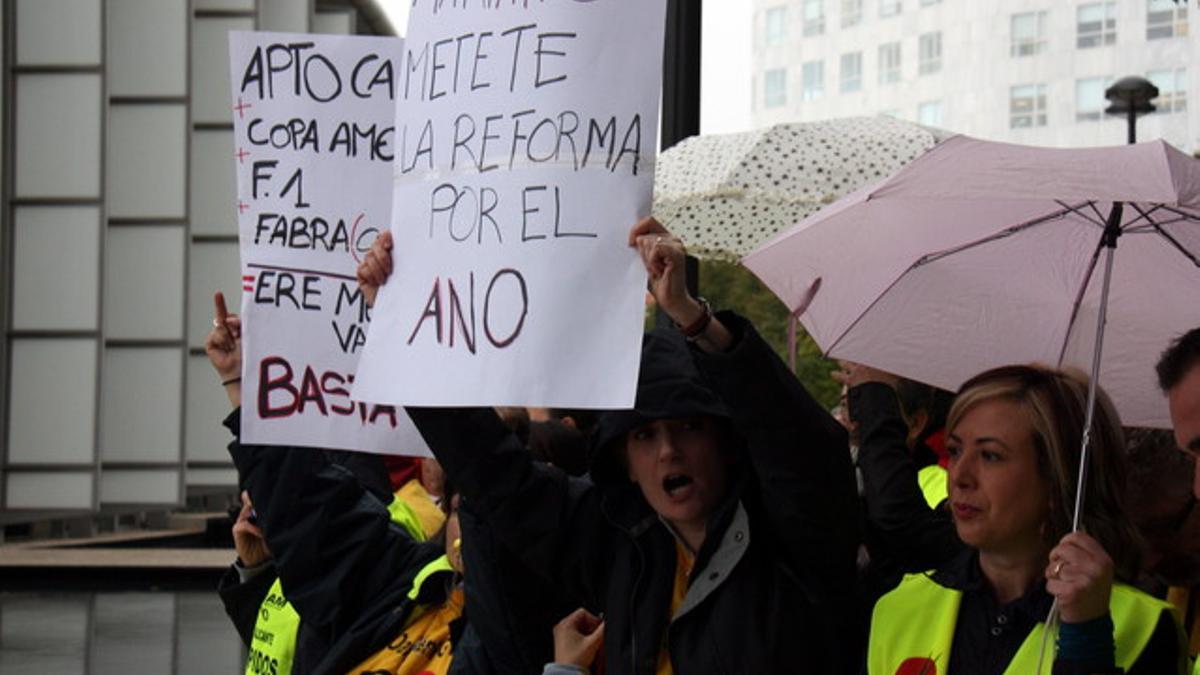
[743,135,1200,431]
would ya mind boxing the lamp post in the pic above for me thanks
[1104,76,1158,145]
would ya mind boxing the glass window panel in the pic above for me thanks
[191,129,238,237]
[5,472,94,509]
[840,52,862,93]
[1147,68,1187,113]
[841,0,863,27]
[104,227,185,339]
[1147,0,1188,40]
[90,594,174,672]
[1077,2,1117,49]
[880,0,901,18]
[917,101,943,126]
[0,595,89,672]
[764,68,787,108]
[260,0,310,33]
[13,207,101,331]
[101,348,183,463]
[193,0,254,9]
[8,339,97,464]
[15,74,103,198]
[99,470,181,504]
[1076,77,1110,121]
[765,6,787,46]
[1011,11,1047,57]
[802,61,824,101]
[313,10,356,35]
[108,104,187,219]
[176,593,245,675]
[1010,84,1048,128]
[878,42,901,84]
[193,17,255,124]
[919,32,942,75]
[186,355,236,464]
[108,0,188,97]
[187,468,238,487]
[15,0,101,66]
[802,0,824,36]
[188,242,242,348]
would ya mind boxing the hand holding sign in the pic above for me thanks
[356,230,393,307]
[206,291,244,407]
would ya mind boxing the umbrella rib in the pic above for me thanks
[1077,200,1109,229]
[1055,234,1106,368]
[915,203,1081,267]
[1147,220,1200,270]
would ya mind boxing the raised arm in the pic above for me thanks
[630,218,859,598]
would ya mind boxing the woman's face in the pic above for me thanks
[946,398,1052,556]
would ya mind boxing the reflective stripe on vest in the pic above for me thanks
[407,554,456,602]
[387,495,427,542]
[917,464,948,509]
[868,572,1172,675]
[244,496,426,675]
[246,577,300,675]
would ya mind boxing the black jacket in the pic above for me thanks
[407,313,860,674]
[224,410,447,675]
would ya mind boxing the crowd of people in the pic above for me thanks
[205,216,1200,674]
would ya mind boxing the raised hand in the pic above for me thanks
[356,229,393,308]
[204,291,243,407]
[552,607,605,669]
[232,490,270,568]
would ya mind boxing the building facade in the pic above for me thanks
[0,0,395,531]
[752,0,1199,152]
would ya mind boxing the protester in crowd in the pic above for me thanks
[862,364,1187,674]
[1158,327,1200,501]
[356,219,861,673]
[527,419,590,477]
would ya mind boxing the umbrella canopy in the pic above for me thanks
[743,135,1200,428]
[652,116,950,261]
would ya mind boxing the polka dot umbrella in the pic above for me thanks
[653,116,951,261]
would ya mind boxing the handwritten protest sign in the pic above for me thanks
[229,31,429,455]
[353,1,668,408]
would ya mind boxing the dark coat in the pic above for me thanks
[407,312,860,674]
[224,411,447,675]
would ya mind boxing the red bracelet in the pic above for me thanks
[677,297,712,339]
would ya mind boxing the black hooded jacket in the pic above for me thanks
[406,312,860,674]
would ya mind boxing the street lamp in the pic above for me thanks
[1104,76,1158,145]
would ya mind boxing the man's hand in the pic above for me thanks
[204,292,242,407]
[356,230,393,308]
[233,491,270,568]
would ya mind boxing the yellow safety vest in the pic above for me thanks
[245,497,429,675]
[917,464,948,509]
[868,572,1174,675]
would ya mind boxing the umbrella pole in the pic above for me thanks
[1070,201,1123,532]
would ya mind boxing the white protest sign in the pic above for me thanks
[229,31,430,456]
[353,1,667,408]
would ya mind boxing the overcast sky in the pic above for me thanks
[378,2,753,136]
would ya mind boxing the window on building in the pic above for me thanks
[920,0,940,5]
[1148,68,1187,112]
[1077,2,1117,48]
[840,51,863,92]
[881,0,901,18]
[803,0,825,35]
[1010,84,1048,128]
[801,61,825,101]
[878,42,901,84]
[917,100,943,126]
[765,68,787,107]
[842,0,863,27]
[1075,77,1112,121]
[918,32,942,75]
[765,6,787,47]
[1147,0,1188,40]
[1011,11,1048,57]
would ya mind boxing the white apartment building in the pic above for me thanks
[752,0,1199,152]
